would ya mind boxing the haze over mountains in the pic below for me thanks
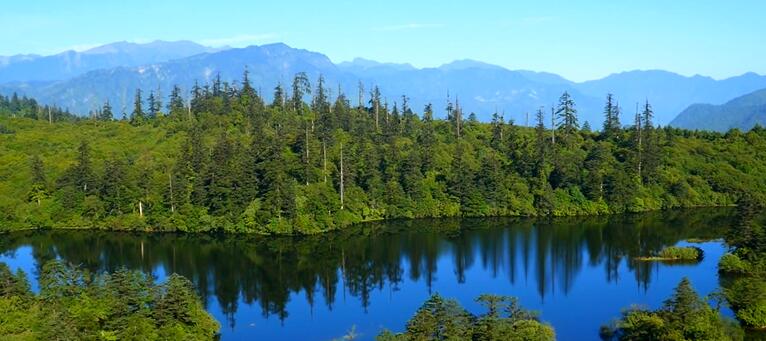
[0,40,222,83]
[1,40,764,130]
[671,88,766,131]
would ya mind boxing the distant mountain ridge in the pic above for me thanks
[670,88,766,132]
[1,41,764,128]
[0,40,223,83]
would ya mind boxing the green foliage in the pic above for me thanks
[601,277,743,340]
[718,197,766,330]
[378,293,555,341]
[0,261,219,340]
[719,253,752,275]
[636,246,703,261]
[1,73,765,234]
[0,92,73,122]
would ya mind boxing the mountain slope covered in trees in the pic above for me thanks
[1,73,765,234]
[670,88,766,132]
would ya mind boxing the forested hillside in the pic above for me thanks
[671,88,766,132]
[1,72,765,234]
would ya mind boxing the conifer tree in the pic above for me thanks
[272,83,286,109]
[535,107,547,162]
[290,72,310,114]
[101,156,129,215]
[634,103,643,179]
[356,81,365,110]
[28,155,48,205]
[419,103,436,173]
[370,86,382,131]
[491,112,505,151]
[146,91,160,119]
[100,100,113,121]
[205,132,234,214]
[168,85,185,117]
[641,100,660,182]
[555,91,578,137]
[74,140,95,194]
[130,89,145,126]
[602,93,621,137]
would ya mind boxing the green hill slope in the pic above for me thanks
[671,88,766,131]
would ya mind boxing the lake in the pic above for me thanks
[0,208,734,340]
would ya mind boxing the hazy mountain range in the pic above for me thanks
[1,40,764,129]
[0,40,223,84]
[670,88,766,131]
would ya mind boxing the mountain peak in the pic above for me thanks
[438,59,503,71]
[260,42,290,48]
[0,40,224,83]
[337,57,415,71]
[1,41,765,131]
[82,40,214,55]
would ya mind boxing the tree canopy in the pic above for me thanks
[1,72,765,234]
[0,260,219,340]
[376,293,555,341]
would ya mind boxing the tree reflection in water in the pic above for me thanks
[0,208,732,329]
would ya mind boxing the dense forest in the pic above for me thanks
[1,71,766,234]
[0,260,219,340]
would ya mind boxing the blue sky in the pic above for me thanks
[1,0,763,81]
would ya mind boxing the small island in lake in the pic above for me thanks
[635,246,704,262]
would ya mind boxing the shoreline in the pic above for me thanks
[0,204,736,236]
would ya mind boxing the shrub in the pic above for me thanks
[719,253,752,275]
[378,293,555,341]
[636,246,703,261]
[657,246,703,260]
[601,278,742,340]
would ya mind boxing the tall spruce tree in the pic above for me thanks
[641,100,660,183]
[535,107,547,162]
[555,91,578,137]
[130,89,145,126]
[100,101,113,121]
[272,83,286,109]
[77,140,94,194]
[101,156,129,215]
[147,91,157,119]
[168,85,185,118]
[290,72,310,114]
[602,93,621,137]
[28,155,48,205]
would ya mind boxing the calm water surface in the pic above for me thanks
[0,208,734,340]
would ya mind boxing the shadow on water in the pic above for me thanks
[0,208,735,334]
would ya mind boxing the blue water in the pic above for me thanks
[0,208,734,340]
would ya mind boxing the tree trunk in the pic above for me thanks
[636,103,642,181]
[551,106,555,145]
[168,172,175,213]
[340,143,344,210]
[305,125,310,185]
[323,141,327,183]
